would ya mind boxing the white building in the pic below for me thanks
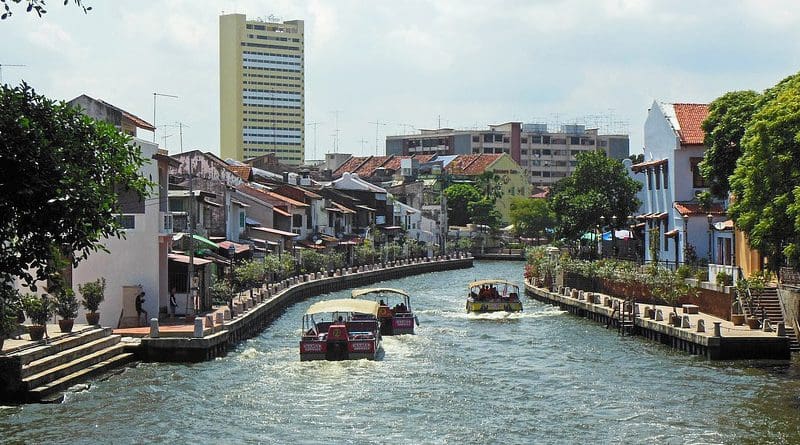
[632,101,724,265]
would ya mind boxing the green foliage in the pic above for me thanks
[23,294,53,326]
[0,288,22,337]
[675,264,692,279]
[354,241,377,266]
[0,83,151,293]
[209,277,233,306]
[444,183,481,226]
[474,171,503,203]
[300,249,326,274]
[649,267,699,311]
[694,268,708,282]
[54,288,79,319]
[648,226,660,264]
[715,271,733,287]
[0,0,91,20]
[234,260,267,291]
[78,277,105,313]
[548,150,641,241]
[457,237,473,252]
[509,197,554,239]
[729,72,800,270]
[468,198,502,230]
[700,90,761,199]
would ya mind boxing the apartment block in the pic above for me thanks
[220,13,305,165]
[386,122,629,186]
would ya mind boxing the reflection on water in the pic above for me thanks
[2,261,800,444]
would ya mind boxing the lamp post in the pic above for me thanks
[611,215,618,258]
[682,214,689,267]
[228,244,236,312]
[707,213,713,264]
[599,216,606,258]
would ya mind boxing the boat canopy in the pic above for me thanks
[305,299,380,317]
[351,287,409,299]
[468,279,519,289]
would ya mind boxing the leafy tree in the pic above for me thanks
[444,183,481,226]
[628,153,644,164]
[474,171,503,203]
[699,90,761,199]
[1,0,91,20]
[300,249,326,274]
[729,73,800,270]
[509,197,554,241]
[468,198,502,231]
[548,150,641,241]
[0,83,149,308]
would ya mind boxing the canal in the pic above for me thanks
[2,261,800,444]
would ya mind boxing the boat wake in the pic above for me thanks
[439,308,566,320]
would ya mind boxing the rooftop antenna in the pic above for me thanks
[153,92,178,142]
[164,121,190,153]
[0,64,26,84]
[358,139,369,153]
[398,123,415,135]
[330,110,342,153]
[306,121,322,160]
[368,120,387,155]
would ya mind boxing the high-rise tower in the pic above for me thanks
[220,14,305,164]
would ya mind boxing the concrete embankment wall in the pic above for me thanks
[140,257,473,362]
[526,282,790,360]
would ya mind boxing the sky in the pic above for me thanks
[2,0,800,160]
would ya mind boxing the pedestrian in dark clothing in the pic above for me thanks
[169,288,178,318]
[135,291,148,326]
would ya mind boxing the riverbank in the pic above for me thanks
[525,280,791,360]
[136,255,473,362]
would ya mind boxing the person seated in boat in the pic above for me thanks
[397,302,407,313]
[336,315,344,324]
[509,292,518,301]
[478,285,488,300]
[490,286,499,299]
[379,299,386,306]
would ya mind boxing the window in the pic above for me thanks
[542,136,551,144]
[472,136,479,142]
[551,138,566,145]
[542,149,551,156]
[531,136,542,144]
[293,214,303,228]
[483,134,493,143]
[569,137,580,145]
[532,149,541,156]
[690,157,707,188]
[655,168,661,190]
[521,149,528,155]
[647,170,653,190]
[662,164,669,189]
[239,211,246,228]
[600,140,608,147]
[115,215,135,229]
[503,137,509,143]
[570,150,580,156]
[495,134,503,142]
[521,137,528,143]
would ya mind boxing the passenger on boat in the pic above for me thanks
[397,302,407,313]
[379,299,386,306]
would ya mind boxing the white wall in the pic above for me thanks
[72,138,167,327]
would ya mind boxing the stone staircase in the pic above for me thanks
[746,287,800,353]
[0,326,134,403]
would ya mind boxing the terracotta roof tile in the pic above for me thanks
[673,202,725,216]
[672,103,709,145]
[333,156,370,177]
[354,155,393,177]
[226,165,252,181]
[445,154,502,176]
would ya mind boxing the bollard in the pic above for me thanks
[681,315,691,328]
[205,314,214,328]
[713,321,722,337]
[696,319,705,333]
[215,312,224,325]
[193,317,204,338]
[149,318,159,338]
[655,309,664,321]
[777,322,786,337]
[223,309,231,320]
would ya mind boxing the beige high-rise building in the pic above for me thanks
[219,14,305,164]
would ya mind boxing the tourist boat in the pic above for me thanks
[299,299,382,361]
[466,279,523,313]
[351,287,418,335]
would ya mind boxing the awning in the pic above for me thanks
[174,234,219,249]
[356,205,376,212]
[298,240,325,250]
[202,197,222,208]
[273,207,291,217]
[168,253,213,266]
[231,199,250,208]
[383,226,402,231]
[305,299,379,316]
[246,217,262,226]
[217,240,251,254]
[251,226,298,238]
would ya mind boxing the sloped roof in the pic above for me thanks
[445,154,502,175]
[227,165,252,181]
[673,201,725,216]
[672,103,709,145]
[333,156,371,177]
[631,158,668,173]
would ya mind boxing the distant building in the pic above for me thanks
[219,13,305,165]
[386,122,629,186]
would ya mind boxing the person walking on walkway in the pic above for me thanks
[135,291,148,326]
[169,288,177,318]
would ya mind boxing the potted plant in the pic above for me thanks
[79,277,106,326]
[22,294,53,341]
[54,288,79,333]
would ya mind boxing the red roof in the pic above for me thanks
[353,155,393,177]
[227,165,252,181]
[333,156,370,177]
[445,154,502,175]
[673,202,725,216]
[672,103,709,145]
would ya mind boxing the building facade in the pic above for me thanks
[220,14,305,164]
[386,122,629,186]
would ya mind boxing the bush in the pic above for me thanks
[675,265,692,279]
[715,271,733,287]
[694,268,709,282]
[78,277,106,313]
[55,288,79,319]
[23,294,53,326]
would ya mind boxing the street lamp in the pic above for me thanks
[611,215,618,258]
[228,244,236,313]
[707,213,713,264]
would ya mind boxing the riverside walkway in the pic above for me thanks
[525,279,791,360]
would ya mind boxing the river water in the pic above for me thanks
[2,261,800,444]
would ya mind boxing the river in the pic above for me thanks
[2,261,800,444]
